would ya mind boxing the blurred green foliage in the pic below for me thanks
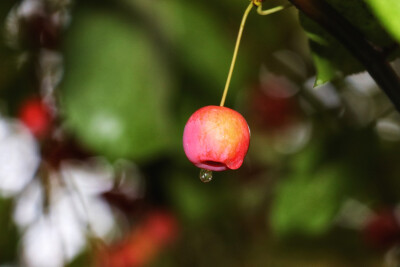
[365,0,400,43]
[61,8,175,161]
[271,162,348,237]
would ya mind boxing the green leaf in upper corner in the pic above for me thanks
[60,9,175,161]
[365,0,400,43]
[270,164,348,238]
[300,0,398,86]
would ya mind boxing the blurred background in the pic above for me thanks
[1,0,400,266]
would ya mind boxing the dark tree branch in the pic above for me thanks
[287,0,400,112]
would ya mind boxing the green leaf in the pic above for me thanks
[311,53,337,87]
[300,0,397,86]
[365,0,400,43]
[270,164,347,237]
[61,9,175,161]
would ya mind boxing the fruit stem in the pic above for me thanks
[220,2,254,107]
[257,3,293,16]
[219,1,293,107]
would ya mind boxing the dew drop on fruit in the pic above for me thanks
[199,169,213,183]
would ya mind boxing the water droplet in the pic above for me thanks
[199,169,213,183]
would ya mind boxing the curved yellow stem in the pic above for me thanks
[257,3,293,16]
[220,2,254,107]
[219,1,292,107]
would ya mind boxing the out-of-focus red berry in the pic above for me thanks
[95,211,178,267]
[363,210,400,250]
[251,76,299,131]
[144,211,178,245]
[19,98,51,138]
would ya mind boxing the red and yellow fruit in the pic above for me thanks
[183,105,250,171]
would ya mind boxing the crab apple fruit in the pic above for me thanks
[183,105,250,171]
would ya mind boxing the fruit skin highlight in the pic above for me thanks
[183,105,250,171]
